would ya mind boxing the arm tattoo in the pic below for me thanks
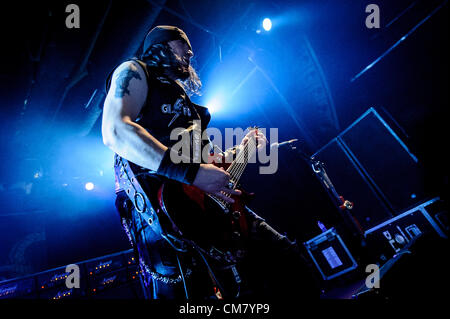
[114,65,142,98]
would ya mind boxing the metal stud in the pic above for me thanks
[134,192,146,213]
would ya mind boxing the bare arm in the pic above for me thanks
[102,61,167,171]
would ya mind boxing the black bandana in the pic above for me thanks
[142,25,192,57]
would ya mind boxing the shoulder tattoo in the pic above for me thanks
[114,64,142,98]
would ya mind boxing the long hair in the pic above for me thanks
[140,43,202,96]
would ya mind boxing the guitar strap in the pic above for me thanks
[114,154,164,243]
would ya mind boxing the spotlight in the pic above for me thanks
[85,182,94,191]
[262,18,272,31]
[206,97,222,114]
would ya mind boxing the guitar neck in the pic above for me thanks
[207,134,257,212]
[226,137,257,188]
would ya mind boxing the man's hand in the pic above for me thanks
[239,129,268,162]
[193,164,241,203]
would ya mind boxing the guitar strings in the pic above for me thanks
[226,139,256,191]
[210,143,249,204]
[226,144,247,175]
[216,143,252,202]
[232,141,256,184]
[225,128,256,176]
[215,133,257,202]
[228,139,257,182]
[226,150,245,179]
[227,132,257,176]
[227,141,249,178]
[229,146,247,178]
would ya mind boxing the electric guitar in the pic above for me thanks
[156,128,259,251]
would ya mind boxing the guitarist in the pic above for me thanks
[102,26,315,299]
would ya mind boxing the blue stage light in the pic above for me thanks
[262,18,272,31]
[85,182,94,191]
[206,97,222,114]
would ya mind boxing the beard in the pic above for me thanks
[179,63,202,96]
[170,63,190,81]
[167,52,191,81]
[167,51,201,95]
[141,43,202,95]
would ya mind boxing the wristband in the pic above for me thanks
[156,148,200,185]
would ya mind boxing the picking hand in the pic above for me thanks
[193,164,241,203]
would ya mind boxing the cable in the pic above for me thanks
[195,247,227,298]
[176,253,189,299]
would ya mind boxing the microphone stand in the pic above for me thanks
[286,142,365,240]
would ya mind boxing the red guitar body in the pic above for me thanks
[156,156,252,250]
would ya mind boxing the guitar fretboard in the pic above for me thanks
[209,134,258,210]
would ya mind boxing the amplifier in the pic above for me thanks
[0,249,141,299]
[364,197,447,262]
[304,228,358,280]
[38,286,83,300]
[85,251,126,277]
[88,268,129,295]
[0,277,36,299]
[89,280,144,299]
[36,264,86,292]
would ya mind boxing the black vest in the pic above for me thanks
[106,59,212,174]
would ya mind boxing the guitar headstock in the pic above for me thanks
[246,126,259,133]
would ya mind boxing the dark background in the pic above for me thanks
[0,0,448,282]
